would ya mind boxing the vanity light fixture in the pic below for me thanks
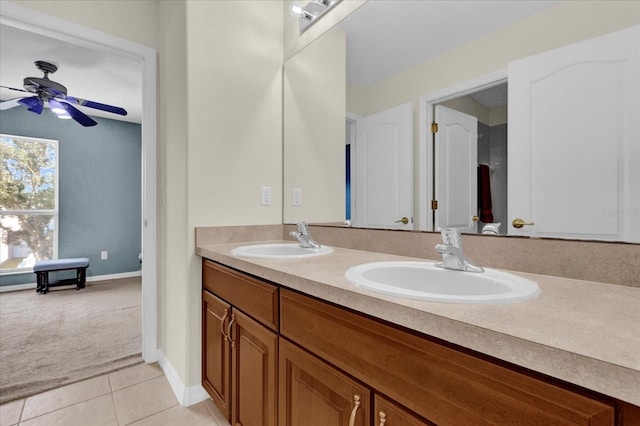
[291,3,313,20]
[290,0,341,33]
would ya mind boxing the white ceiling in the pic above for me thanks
[0,23,143,124]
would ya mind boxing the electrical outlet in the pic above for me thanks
[101,251,108,260]
[292,188,302,206]
[261,186,272,206]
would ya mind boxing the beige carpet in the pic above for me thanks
[0,277,143,404]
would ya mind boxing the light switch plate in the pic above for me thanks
[261,186,272,206]
[292,188,302,206]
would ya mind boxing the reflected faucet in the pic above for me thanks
[289,222,321,249]
[434,228,484,273]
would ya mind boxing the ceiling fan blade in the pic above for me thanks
[0,98,25,111]
[18,96,44,114]
[0,85,31,94]
[66,96,127,116]
[54,100,97,127]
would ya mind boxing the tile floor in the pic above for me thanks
[0,363,229,426]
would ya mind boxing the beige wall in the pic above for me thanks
[160,0,284,386]
[184,0,283,386]
[11,0,158,49]
[157,0,189,386]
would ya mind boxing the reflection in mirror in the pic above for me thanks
[283,0,640,242]
[437,83,508,235]
[283,27,346,224]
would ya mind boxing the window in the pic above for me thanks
[0,134,59,274]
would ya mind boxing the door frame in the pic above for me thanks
[346,112,360,223]
[418,69,507,231]
[1,2,158,362]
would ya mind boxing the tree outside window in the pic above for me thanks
[0,134,58,274]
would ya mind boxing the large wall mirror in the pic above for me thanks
[283,0,640,243]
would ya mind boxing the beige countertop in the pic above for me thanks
[196,240,640,406]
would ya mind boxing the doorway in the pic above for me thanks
[1,2,158,362]
[435,83,508,234]
[418,70,507,234]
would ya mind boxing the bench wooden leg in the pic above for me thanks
[36,271,49,294]
[76,267,86,290]
[41,272,49,294]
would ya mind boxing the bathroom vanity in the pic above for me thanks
[198,237,640,425]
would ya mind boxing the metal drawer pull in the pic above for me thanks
[227,313,236,348]
[348,394,361,426]
[378,410,387,426]
[219,309,228,341]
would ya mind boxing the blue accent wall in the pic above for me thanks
[0,107,141,286]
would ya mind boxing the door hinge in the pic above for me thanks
[431,200,438,210]
[431,122,438,133]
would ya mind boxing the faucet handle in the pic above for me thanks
[295,221,310,234]
[440,227,462,248]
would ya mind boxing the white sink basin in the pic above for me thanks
[231,243,332,259]
[345,261,539,304]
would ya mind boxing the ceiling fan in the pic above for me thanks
[0,60,127,127]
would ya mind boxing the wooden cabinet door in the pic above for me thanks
[202,290,231,421]
[375,395,433,426]
[230,309,278,426]
[278,338,370,426]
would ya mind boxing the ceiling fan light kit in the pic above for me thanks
[0,60,127,127]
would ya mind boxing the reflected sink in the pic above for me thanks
[345,261,539,304]
[231,243,333,259]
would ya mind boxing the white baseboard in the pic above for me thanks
[87,270,142,282]
[0,270,142,292]
[0,282,36,292]
[156,349,209,407]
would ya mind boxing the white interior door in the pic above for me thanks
[434,105,478,233]
[354,103,413,229]
[508,25,639,242]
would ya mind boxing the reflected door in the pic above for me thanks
[354,103,413,229]
[508,25,640,242]
[434,105,478,233]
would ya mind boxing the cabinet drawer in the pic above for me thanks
[203,259,279,331]
[280,289,615,426]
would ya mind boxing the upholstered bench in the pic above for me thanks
[33,258,90,294]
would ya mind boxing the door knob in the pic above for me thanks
[512,218,535,228]
[395,217,409,225]
[472,216,479,222]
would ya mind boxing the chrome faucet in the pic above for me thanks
[289,222,321,249]
[434,228,484,273]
